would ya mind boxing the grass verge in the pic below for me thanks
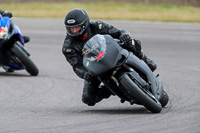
[1,2,200,22]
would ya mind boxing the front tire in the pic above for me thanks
[10,44,39,76]
[159,90,169,107]
[120,73,162,113]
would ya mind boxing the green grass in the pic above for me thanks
[1,2,200,22]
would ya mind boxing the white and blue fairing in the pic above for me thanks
[0,14,24,44]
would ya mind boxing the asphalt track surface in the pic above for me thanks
[0,18,200,133]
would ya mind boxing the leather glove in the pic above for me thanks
[84,72,92,81]
[3,11,13,18]
[119,33,132,45]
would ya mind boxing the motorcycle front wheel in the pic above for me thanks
[10,44,39,76]
[120,73,162,113]
[159,90,169,107]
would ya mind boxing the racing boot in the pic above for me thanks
[142,55,157,72]
[23,36,30,43]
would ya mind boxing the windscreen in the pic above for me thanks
[82,34,107,62]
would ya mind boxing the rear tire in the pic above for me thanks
[120,73,162,113]
[10,44,39,76]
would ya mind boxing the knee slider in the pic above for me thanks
[82,95,95,106]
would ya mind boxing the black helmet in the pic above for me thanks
[64,9,90,38]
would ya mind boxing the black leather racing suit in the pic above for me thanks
[62,21,144,106]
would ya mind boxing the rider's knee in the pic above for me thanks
[82,95,96,106]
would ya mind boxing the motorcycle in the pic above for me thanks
[0,14,39,76]
[82,34,168,113]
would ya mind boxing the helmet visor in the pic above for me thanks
[67,25,81,35]
[65,18,88,36]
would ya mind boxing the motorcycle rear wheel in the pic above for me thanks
[120,73,162,113]
[10,44,39,76]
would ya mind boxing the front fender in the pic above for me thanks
[125,53,160,99]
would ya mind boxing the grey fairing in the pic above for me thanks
[125,52,160,99]
[83,35,123,75]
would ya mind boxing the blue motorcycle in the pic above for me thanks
[0,15,39,76]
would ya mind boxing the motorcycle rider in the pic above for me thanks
[62,9,157,106]
[0,9,30,43]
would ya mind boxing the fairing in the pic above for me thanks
[83,34,124,76]
[0,15,10,39]
[125,53,162,99]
